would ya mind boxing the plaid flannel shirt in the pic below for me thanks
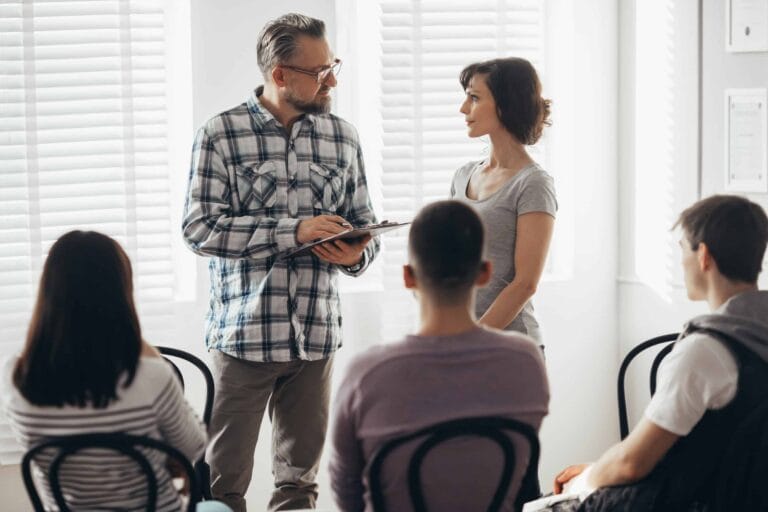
[182,87,379,362]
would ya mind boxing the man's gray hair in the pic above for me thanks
[257,13,326,77]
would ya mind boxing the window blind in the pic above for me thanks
[0,0,174,464]
[377,0,545,282]
[634,0,677,297]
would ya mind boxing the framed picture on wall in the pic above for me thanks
[725,89,768,193]
[726,0,768,52]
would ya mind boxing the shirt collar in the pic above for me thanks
[247,86,317,130]
[247,86,276,129]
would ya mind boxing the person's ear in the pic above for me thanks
[475,260,492,287]
[271,65,287,87]
[697,243,712,272]
[403,264,417,289]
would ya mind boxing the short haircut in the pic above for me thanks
[460,57,551,145]
[408,200,485,299]
[256,13,326,77]
[675,195,768,283]
[13,231,142,408]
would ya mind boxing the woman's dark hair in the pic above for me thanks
[13,231,142,408]
[674,195,768,283]
[460,57,551,145]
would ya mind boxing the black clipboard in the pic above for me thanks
[283,221,410,258]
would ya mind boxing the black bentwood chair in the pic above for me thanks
[367,416,541,512]
[617,333,679,439]
[157,346,215,500]
[21,432,202,512]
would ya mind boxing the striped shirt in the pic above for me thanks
[182,87,379,362]
[1,356,206,512]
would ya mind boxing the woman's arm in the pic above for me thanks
[479,212,554,329]
[153,373,207,464]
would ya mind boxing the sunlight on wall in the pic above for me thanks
[634,0,677,302]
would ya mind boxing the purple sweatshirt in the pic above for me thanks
[328,326,549,512]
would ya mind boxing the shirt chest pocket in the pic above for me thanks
[234,162,278,213]
[309,163,345,213]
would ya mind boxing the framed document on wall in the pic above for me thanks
[726,0,768,52]
[725,89,768,193]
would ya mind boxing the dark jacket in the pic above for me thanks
[579,291,768,512]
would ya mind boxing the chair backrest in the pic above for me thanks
[157,346,214,427]
[617,333,678,439]
[21,432,201,512]
[367,416,540,512]
[157,346,215,501]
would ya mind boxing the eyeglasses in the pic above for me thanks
[281,58,342,83]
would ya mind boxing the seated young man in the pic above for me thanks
[328,200,549,512]
[554,195,768,510]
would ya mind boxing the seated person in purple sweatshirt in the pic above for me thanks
[327,200,550,512]
[553,195,768,511]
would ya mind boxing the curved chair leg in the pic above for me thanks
[196,460,213,500]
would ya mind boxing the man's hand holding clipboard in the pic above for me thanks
[286,217,410,261]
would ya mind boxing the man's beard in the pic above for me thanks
[285,89,332,114]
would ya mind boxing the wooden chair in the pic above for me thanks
[617,333,678,439]
[157,346,215,500]
[367,416,541,512]
[22,432,201,512]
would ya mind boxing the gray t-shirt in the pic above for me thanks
[450,160,557,343]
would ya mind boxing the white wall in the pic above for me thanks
[700,2,768,298]
[618,0,768,429]
[701,0,768,203]
[0,465,25,511]
[616,0,702,427]
[533,0,620,486]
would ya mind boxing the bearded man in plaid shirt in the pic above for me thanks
[182,13,379,512]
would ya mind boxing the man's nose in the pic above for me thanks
[323,71,337,88]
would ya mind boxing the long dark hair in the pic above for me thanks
[13,231,142,408]
[460,57,551,145]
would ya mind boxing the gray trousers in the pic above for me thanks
[206,350,334,512]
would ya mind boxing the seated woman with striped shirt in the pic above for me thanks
[1,231,230,512]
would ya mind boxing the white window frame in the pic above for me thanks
[335,0,572,292]
[0,0,192,465]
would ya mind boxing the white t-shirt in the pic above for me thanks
[644,333,739,436]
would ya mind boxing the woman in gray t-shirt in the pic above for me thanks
[450,57,557,345]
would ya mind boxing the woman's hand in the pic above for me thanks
[166,457,190,496]
[553,463,590,494]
